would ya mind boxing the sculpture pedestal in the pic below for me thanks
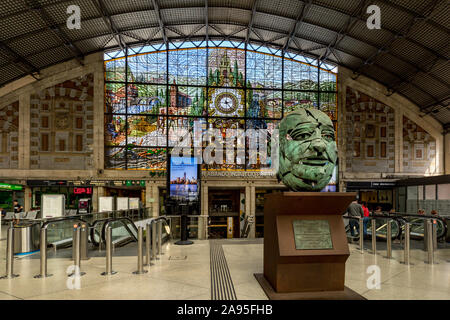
[256,192,365,300]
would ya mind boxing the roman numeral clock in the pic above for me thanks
[208,88,245,119]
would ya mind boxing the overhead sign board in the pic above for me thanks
[0,183,23,191]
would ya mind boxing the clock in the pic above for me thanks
[215,92,238,114]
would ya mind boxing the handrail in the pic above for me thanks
[90,217,138,246]
[342,214,403,240]
[41,217,89,230]
[101,217,138,243]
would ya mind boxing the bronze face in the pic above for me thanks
[277,108,337,191]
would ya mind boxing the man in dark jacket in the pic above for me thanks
[345,200,364,237]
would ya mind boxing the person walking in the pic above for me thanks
[345,199,364,239]
[361,201,370,237]
[12,200,23,225]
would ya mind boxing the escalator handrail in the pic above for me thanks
[41,216,89,230]
[387,213,448,239]
[381,212,446,223]
[104,217,138,241]
[342,214,403,239]
[100,217,138,245]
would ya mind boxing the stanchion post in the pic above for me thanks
[371,219,377,254]
[151,221,158,260]
[386,219,392,259]
[101,226,117,275]
[1,225,19,279]
[359,217,364,253]
[403,222,411,265]
[133,226,148,274]
[157,220,163,255]
[69,224,85,277]
[145,223,153,266]
[426,220,434,264]
[34,228,52,278]
[432,219,437,251]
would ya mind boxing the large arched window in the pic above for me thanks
[104,41,337,172]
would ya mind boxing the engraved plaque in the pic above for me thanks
[292,220,333,250]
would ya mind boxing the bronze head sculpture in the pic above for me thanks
[277,108,337,191]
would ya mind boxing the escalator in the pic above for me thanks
[344,216,402,240]
[44,217,90,250]
[91,217,138,247]
[344,214,448,242]
[365,216,403,240]
[400,216,447,240]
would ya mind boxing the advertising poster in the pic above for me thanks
[169,157,199,201]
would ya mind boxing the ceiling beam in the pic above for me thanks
[24,0,84,66]
[151,0,168,47]
[388,45,450,92]
[91,0,126,52]
[205,0,209,43]
[246,0,258,47]
[0,40,40,80]
[319,0,371,63]
[421,95,450,111]
[282,0,312,52]
[353,0,443,77]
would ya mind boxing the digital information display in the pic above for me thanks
[169,157,199,201]
[292,220,333,250]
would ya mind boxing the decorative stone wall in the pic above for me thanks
[345,87,395,173]
[403,116,437,174]
[0,101,19,169]
[29,74,94,170]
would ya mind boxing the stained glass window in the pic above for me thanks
[246,51,282,89]
[128,51,167,84]
[208,48,245,87]
[128,84,166,115]
[127,115,167,147]
[104,44,338,171]
[127,148,167,170]
[169,48,207,86]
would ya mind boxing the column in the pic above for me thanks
[18,94,30,169]
[92,186,104,213]
[395,109,404,173]
[93,60,105,172]
[199,182,208,240]
[152,184,160,217]
[249,185,256,239]
[24,187,32,212]
[445,132,450,175]
[245,184,256,239]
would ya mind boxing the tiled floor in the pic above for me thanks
[0,227,448,300]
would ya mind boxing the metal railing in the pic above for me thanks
[343,212,441,265]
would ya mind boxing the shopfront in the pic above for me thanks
[208,189,242,239]
[27,180,94,211]
[0,183,24,211]
[346,181,396,212]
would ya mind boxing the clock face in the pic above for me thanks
[215,92,238,114]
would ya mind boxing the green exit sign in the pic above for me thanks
[0,183,23,191]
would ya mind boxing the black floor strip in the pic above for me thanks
[210,241,237,300]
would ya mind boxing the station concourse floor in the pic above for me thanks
[0,226,449,300]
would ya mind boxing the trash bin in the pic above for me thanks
[13,222,40,254]
[72,223,90,261]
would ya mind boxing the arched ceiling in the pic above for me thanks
[0,0,449,126]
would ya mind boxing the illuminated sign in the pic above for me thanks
[74,187,93,195]
[0,183,23,191]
